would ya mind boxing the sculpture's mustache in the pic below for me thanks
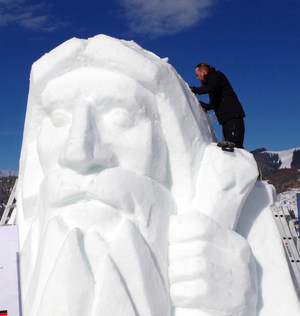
[44,167,144,210]
[43,167,176,226]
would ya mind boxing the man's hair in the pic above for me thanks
[195,62,215,72]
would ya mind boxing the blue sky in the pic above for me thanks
[0,0,299,170]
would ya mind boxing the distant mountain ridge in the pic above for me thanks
[0,170,18,177]
[265,148,300,169]
[251,148,300,174]
[251,147,300,193]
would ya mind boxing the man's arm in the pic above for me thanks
[188,90,213,111]
[199,101,213,111]
[189,85,213,95]
[190,72,222,95]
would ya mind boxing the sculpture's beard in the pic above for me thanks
[35,165,175,288]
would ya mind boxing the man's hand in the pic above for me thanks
[189,86,198,94]
[199,101,207,112]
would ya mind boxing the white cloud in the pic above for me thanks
[0,0,67,32]
[117,0,215,37]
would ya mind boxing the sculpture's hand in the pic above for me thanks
[168,210,257,316]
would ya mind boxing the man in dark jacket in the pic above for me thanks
[190,62,245,148]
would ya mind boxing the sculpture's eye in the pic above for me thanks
[50,109,72,127]
[103,108,134,129]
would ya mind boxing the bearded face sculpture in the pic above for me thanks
[17,35,258,316]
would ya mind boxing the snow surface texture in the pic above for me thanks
[16,35,300,315]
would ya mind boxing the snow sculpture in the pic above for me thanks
[17,35,259,316]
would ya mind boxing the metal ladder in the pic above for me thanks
[271,203,300,300]
[0,179,18,226]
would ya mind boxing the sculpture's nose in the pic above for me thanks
[60,99,117,173]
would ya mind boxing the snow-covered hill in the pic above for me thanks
[266,148,300,169]
[252,148,300,194]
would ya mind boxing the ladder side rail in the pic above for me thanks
[271,204,300,299]
[7,206,17,225]
[0,179,18,226]
[0,204,13,226]
[274,206,300,266]
[277,208,300,267]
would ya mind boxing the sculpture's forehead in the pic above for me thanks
[41,67,155,113]
[32,36,163,98]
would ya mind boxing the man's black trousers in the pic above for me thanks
[222,117,245,149]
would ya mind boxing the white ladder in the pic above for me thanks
[0,179,17,226]
[271,203,300,300]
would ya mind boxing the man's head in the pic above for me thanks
[195,67,207,83]
[195,62,215,84]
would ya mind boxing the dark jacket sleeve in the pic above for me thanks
[189,86,200,94]
[190,86,212,95]
[200,101,213,110]
[191,72,222,95]
[190,87,213,110]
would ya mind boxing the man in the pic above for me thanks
[190,62,246,148]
